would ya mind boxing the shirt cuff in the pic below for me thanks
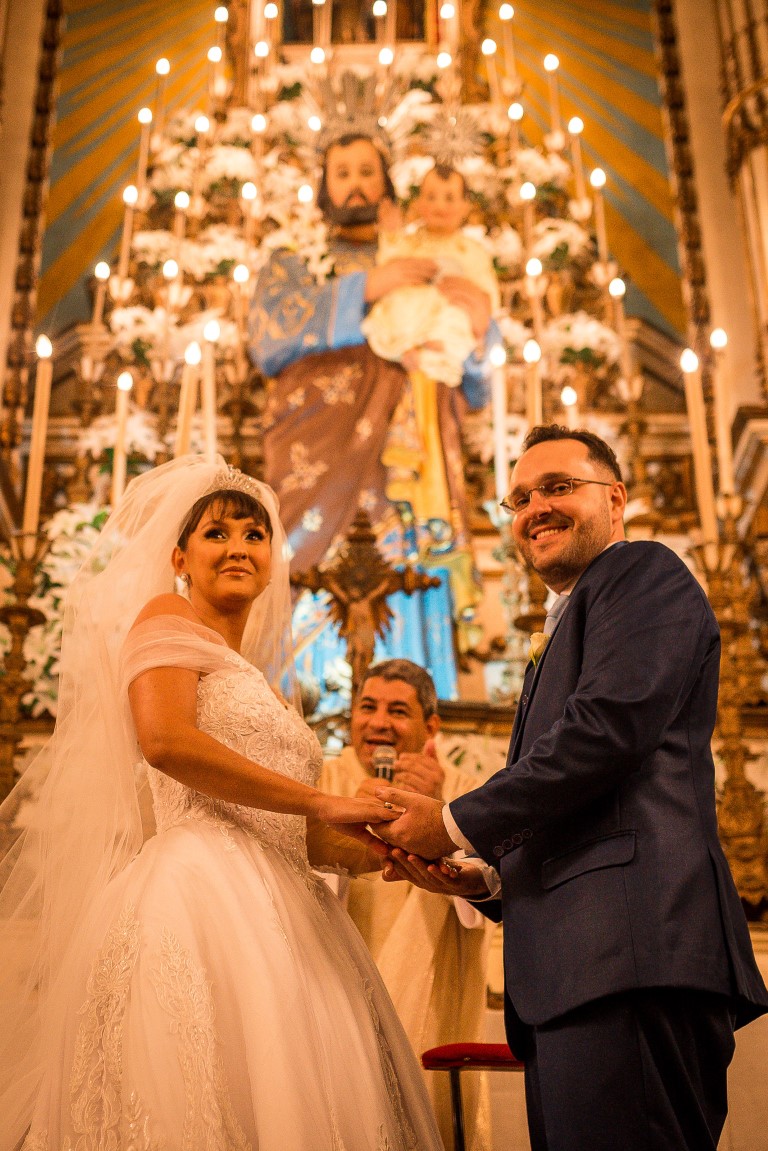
[442,802,477,852]
[443,805,501,900]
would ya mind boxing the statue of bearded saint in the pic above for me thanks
[248,130,498,679]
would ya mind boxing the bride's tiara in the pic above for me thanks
[204,466,266,503]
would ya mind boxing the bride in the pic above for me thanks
[0,455,443,1150]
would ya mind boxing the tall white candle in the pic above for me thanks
[91,262,111,327]
[111,371,133,507]
[543,54,561,135]
[523,338,542,427]
[590,168,609,264]
[135,108,153,200]
[22,336,53,552]
[153,58,170,143]
[709,328,736,495]
[489,345,508,504]
[525,258,545,340]
[681,348,718,541]
[482,39,502,105]
[608,277,635,391]
[499,4,517,82]
[175,341,201,458]
[568,117,587,202]
[202,320,220,465]
[117,184,138,283]
[520,181,535,253]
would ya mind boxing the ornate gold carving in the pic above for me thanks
[1,1,65,454]
[291,508,440,698]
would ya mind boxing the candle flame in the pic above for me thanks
[117,371,134,392]
[523,339,542,364]
[680,349,699,373]
[36,335,53,359]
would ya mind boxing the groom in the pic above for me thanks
[372,424,768,1151]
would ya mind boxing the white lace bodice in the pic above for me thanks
[146,656,322,875]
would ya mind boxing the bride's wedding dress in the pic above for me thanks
[22,620,442,1151]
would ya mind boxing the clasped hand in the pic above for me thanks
[371,787,489,898]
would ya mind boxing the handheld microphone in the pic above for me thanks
[371,745,396,782]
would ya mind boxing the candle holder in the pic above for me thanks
[0,532,49,801]
[690,515,768,910]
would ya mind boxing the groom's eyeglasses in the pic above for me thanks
[500,477,614,516]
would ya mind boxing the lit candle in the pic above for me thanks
[117,184,138,285]
[111,371,133,507]
[135,107,153,203]
[378,45,394,71]
[208,45,223,110]
[251,112,267,176]
[22,335,53,552]
[680,348,718,541]
[214,5,228,48]
[489,343,508,504]
[567,117,587,202]
[608,277,635,394]
[312,0,324,46]
[373,0,387,43]
[523,337,542,427]
[560,384,579,429]
[91,261,111,327]
[543,54,561,136]
[264,2,279,46]
[173,190,190,248]
[241,180,258,244]
[525,257,545,340]
[507,101,523,155]
[498,4,517,83]
[175,341,201,457]
[520,181,536,253]
[202,320,220,465]
[589,167,609,264]
[233,263,250,336]
[153,58,170,143]
[439,3,456,51]
[709,328,736,495]
[481,39,502,105]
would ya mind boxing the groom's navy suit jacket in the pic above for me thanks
[451,540,768,1042]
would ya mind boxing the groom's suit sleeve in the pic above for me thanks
[449,543,719,866]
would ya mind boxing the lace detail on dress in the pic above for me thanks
[363,980,418,1151]
[147,659,322,879]
[150,927,251,1151]
[123,1093,164,1150]
[68,902,141,1149]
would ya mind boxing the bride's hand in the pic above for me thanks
[314,793,402,827]
[312,793,403,856]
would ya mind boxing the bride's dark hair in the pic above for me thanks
[177,489,273,549]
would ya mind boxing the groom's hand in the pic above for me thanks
[370,787,455,858]
[382,849,491,898]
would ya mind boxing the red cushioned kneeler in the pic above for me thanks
[421,1043,524,1151]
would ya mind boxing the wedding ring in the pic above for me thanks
[383,801,394,810]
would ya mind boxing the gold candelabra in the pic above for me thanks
[691,501,768,911]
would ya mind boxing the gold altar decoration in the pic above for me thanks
[291,509,441,699]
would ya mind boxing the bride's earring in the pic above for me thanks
[174,573,190,598]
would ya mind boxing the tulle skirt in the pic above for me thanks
[22,822,443,1150]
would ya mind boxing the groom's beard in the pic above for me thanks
[324,193,380,227]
